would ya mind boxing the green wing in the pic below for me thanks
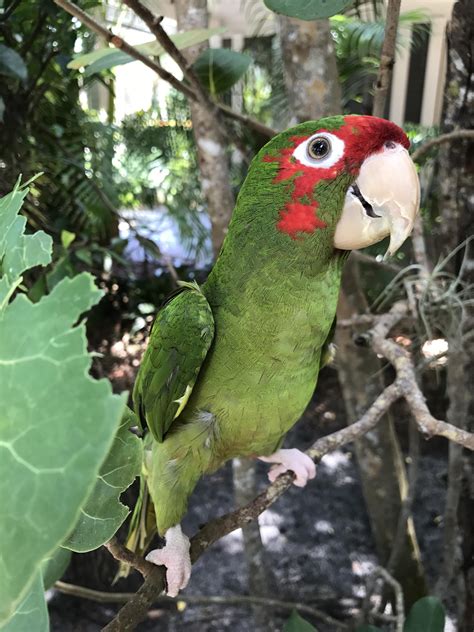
[133,281,215,443]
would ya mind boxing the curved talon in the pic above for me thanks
[259,448,316,487]
[145,525,191,597]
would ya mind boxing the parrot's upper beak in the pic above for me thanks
[333,142,420,257]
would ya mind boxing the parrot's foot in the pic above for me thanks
[258,448,316,487]
[145,525,191,597]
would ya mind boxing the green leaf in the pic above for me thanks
[64,408,142,552]
[0,44,28,82]
[0,183,52,306]
[0,185,127,624]
[404,596,445,632]
[193,48,252,96]
[264,0,354,20]
[69,27,226,75]
[283,610,318,632]
[61,230,76,250]
[0,573,48,632]
[41,547,72,590]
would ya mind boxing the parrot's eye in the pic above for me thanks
[293,132,345,169]
[307,137,331,160]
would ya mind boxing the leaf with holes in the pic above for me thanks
[193,48,252,96]
[0,185,126,624]
[64,408,142,552]
[264,0,353,20]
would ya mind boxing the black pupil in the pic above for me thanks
[310,138,329,158]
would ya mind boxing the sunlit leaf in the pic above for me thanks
[193,48,252,96]
[264,0,353,20]
[64,408,142,552]
[61,230,76,249]
[69,27,226,75]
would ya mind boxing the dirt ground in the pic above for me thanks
[48,365,449,632]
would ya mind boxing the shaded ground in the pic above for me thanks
[49,364,448,632]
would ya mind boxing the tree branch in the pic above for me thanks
[56,581,349,629]
[53,0,276,139]
[103,383,401,631]
[53,0,197,100]
[372,0,402,117]
[368,301,474,450]
[411,129,474,163]
[122,0,211,105]
[102,299,473,630]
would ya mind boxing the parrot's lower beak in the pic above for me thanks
[333,143,420,257]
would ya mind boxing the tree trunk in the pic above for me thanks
[278,16,341,124]
[433,2,474,628]
[233,458,277,630]
[278,14,426,608]
[174,0,234,255]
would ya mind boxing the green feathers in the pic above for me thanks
[133,282,215,442]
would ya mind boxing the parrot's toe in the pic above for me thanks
[145,525,191,597]
[260,448,316,487]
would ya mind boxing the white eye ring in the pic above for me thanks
[293,132,345,169]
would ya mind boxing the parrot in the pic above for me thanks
[132,114,420,596]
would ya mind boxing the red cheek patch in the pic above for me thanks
[277,202,326,240]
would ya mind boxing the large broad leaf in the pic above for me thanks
[404,596,445,632]
[283,610,318,632]
[64,408,142,552]
[0,44,28,82]
[0,186,127,624]
[192,48,251,96]
[0,573,48,632]
[69,27,226,76]
[264,0,353,20]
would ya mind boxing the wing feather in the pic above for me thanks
[133,282,214,442]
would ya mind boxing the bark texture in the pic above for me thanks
[278,16,341,124]
[232,458,277,630]
[174,0,234,255]
[434,2,474,628]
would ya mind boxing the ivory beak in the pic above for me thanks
[333,144,420,257]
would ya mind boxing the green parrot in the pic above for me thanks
[133,115,420,595]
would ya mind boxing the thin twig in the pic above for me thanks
[53,0,276,139]
[411,129,474,163]
[372,0,402,117]
[53,0,197,100]
[55,581,349,629]
[122,0,211,105]
[104,537,154,578]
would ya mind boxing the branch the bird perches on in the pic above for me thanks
[102,300,474,631]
